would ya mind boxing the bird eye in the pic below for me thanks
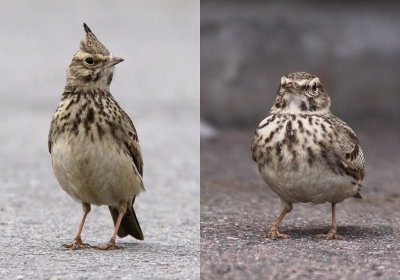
[312,84,317,92]
[85,57,94,65]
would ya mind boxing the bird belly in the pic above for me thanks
[51,133,143,206]
[259,161,359,204]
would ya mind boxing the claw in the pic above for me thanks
[94,238,122,250]
[263,227,288,240]
[317,229,343,240]
[63,237,91,250]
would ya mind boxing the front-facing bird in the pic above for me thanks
[48,23,144,249]
[251,72,365,240]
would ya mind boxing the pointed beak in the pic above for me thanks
[103,57,124,69]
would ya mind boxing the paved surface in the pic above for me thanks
[0,1,199,279]
[201,127,400,279]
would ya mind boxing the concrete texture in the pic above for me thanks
[201,127,400,279]
[0,1,199,279]
[201,1,400,127]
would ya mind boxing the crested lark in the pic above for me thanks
[49,23,144,250]
[251,72,365,240]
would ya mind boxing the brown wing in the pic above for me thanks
[331,117,365,181]
[251,114,275,163]
[48,125,53,154]
[109,109,145,240]
[120,110,144,177]
[48,114,57,154]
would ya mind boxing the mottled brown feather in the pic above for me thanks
[120,110,143,176]
[330,116,365,181]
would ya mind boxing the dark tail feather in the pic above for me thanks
[109,206,144,240]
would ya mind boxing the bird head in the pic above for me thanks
[66,23,124,91]
[271,72,331,114]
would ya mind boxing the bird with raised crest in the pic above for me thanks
[48,23,144,250]
[251,72,365,240]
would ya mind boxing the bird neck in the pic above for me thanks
[65,78,111,94]
[65,66,114,93]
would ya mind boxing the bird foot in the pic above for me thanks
[95,239,122,250]
[317,230,343,240]
[63,237,91,250]
[263,227,288,240]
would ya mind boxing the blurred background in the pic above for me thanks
[201,0,400,129]
[0,1,199,279]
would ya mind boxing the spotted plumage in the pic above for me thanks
[251,72,365,240]
[48,23,144,250]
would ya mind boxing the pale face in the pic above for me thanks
[67,51,115,90]
[271,72,331,113]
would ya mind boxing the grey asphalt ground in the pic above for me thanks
[201,127,400,279]
[0,1,199,279]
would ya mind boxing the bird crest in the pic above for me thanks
[80,23,110,56]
